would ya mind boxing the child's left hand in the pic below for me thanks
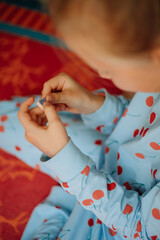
[17,96,69,158]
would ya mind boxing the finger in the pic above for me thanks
[41,73,67,98]
[17,97,34,129]
[29,106,44,115]
[46,92,68,104]
[37,113,46,125]
[43,101,60,125]
[54,104,66,112]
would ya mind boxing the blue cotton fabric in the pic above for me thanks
[21,90,160,240]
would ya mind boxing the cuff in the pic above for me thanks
[40,138,92,182]
[81,88,109,125]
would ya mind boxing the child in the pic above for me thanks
[18,0,160,239]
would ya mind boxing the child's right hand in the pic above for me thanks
[41,73,105,115]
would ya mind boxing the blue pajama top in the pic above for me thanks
[41,89,160,240]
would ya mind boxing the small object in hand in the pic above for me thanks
[37,97,46,110]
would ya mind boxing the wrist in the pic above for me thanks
[86,93,105,115]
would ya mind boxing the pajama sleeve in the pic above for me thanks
[41,139,160,240]
[81,89,130,135]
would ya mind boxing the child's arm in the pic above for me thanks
[41,73,130,135]
[17,94,159,240]
[42,139,159,240]
[81,88,130,135]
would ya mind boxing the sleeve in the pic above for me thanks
[41,139,160,240]
[81,89,130,135]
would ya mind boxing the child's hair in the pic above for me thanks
[47,0,160,56]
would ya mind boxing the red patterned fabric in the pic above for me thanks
[0,148,59,239]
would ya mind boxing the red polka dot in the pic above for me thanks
[96,125,105,132]
[150,142,160,150]
[43,219,47,223]
[136,221,142,232]
[140,127,144,135]
[134,232,140,238]
[62,182,69,188]
[15,146,21,151]
[151,236,157,240]
[105,146,109,154]
[107,182,116,191]
[122,108,128,117]
[16,102,21,107]
[108,228,117,236]
[94,139,102,145]
[0,115,8,122]
[82,199,94,206]
[152,208,160,220]
[133,129,139,138]
[63,123,69,127]
[81,165,90,176]
[96,218,102,224]
[123,204,133,215]
[146,96,154,107]
[150,112,156,124]
[112,224,116,231]
[88,218,94,227]
[92,190,104,200]
[142,128,149,137]
[152,169,157,179]
[0,125,5,132]
[135,153,145,159]
[123,182,132,190]
[113,116,118,124]
[55,205,61,209]
[117,152,120,160]
[117,166,123,175]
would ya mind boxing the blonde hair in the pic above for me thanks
[48,0,160,56]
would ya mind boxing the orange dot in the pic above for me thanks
[62,182,69,188]
[81,165,90,176]
[146,96,154,107]
[136,221,142,232]
[92,190,104,200]
[135,153,145,159]
[0,125,5,132]
[113,116,118,124]
[152,208,160,220]
[123,204,133,215]
[15,146,21,151]
[82,199,94,206]
[150,142,160,150]
[105,146,109,154]
[134,233,140,238]
[108,228,117,236]
[1,115,8,122]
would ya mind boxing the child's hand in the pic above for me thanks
[17,97,69,158]
[41,73,105,115]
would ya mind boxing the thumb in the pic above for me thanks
[43,101,60,125]
[46,92,67,104]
